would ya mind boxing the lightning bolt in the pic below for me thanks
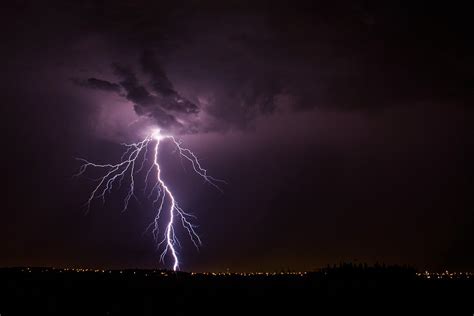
[75,129,224,271]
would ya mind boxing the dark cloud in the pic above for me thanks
[140,50,199,115]
[68,2,473,134]
[140,50,175,97]
[75,52,202,133]
[73,78,121,93]
[112,61,186,131]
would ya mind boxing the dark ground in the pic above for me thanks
[0,265,472,315]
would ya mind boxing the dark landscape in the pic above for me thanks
[1,265,473,315]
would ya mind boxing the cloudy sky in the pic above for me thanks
[2,1,473,272]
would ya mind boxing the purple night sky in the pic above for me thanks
[2,1,473,272]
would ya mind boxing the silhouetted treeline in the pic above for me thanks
[316,262,417,279]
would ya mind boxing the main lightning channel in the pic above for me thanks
[76,130,224,271]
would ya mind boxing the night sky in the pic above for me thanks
[2,1,473,272]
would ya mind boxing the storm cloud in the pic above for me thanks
[73,78,121,93]
[75,51,202,133]
[70,1,472,136]
[2,0,474,272]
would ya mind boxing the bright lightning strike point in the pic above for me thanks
[75,129,224,271]
[151,128,164,141]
